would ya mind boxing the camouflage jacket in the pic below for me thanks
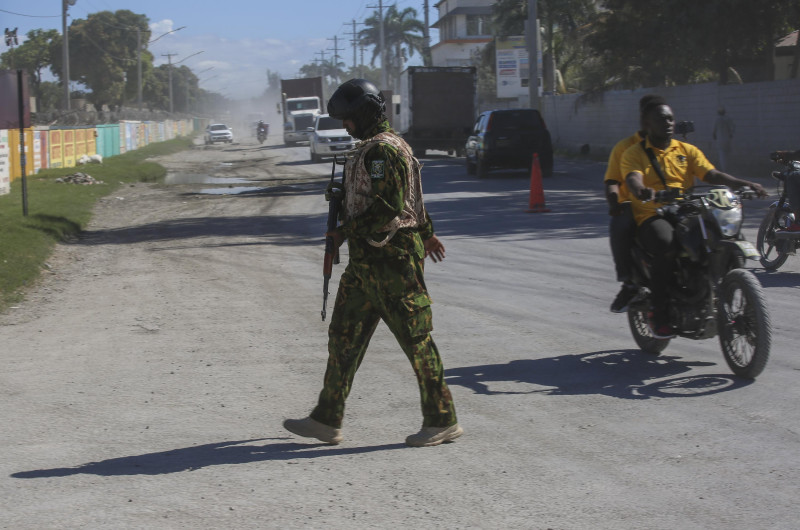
[338,120,434,261]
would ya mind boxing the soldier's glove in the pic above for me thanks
[325,183,343,202]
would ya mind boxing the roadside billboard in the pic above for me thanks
[0,70,31,130]
[496,36,529,99]
[495,34,543,100]
[0,129,9,195]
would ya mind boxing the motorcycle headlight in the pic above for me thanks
[712,202,743,237]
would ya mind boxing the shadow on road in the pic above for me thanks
[11,439,407,478]
[752,269,800,288]
[419,156,610,241]
[445,349,753,400]
[74,213,323,248]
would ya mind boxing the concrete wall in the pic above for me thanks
[541,78,800,177]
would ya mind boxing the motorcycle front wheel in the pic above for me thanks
[756,207,789,270]
[716,269,771,379]
[627,302,670,354]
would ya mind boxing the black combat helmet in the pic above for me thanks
[327,79,386,139]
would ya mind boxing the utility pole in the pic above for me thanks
[315,49,327,76]
[422,0,431,66]
[345,20,365,76]
[379,0,387,88]
[162,52,177,113]
[141,26,185,111]
[163,50,202,114]
[136,28,142,110]
[527,0,540,111]
[62,0,77,111]
[367,0,387,89]
[327,35,342,84]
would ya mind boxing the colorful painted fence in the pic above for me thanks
[0,118,196,194]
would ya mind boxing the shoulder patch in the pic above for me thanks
[370,160,385,179]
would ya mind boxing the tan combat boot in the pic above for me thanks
[405,423,463,447]
[283,417,343,445]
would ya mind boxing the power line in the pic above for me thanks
[0,8,60,18]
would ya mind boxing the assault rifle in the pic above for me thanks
[322,158,344,321]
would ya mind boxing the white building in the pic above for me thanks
[774,30,799,81]
[431,0,495,67]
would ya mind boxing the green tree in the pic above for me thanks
[296,58,347,96]
[51,10,151,110]
[0,29,61,110]
[359,5,425,88]
[147,64,173,111]
[300,57,346,85]
[586,0,800,88]
[343,64,382,87]
[170,65,199,113]
[264,69,282,99]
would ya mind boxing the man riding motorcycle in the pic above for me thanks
[622,100,766,339]
[771,149,800,232]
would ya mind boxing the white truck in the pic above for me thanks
[280,77,324,146]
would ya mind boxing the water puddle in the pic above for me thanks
[197,182,321,196]
[165,172,254,185]
[199,186,268,195]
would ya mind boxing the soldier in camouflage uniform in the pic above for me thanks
[284,79,462,447]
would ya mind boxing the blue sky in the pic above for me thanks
[1,0,439,99]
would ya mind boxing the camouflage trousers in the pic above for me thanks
[310,255,457,429]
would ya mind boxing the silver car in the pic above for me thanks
[205,123,234,144]
[308,114,355,162]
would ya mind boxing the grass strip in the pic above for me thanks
[0,136,195,312]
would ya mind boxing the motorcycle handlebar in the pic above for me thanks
[647,186,753,204]
[771,150,800,163]
[653,188,681,203]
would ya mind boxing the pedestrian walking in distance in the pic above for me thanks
[284,79,462,447]
[712,105,735,172]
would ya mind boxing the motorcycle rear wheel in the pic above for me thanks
[716,269,771,379]
[627,303,670,354]
[756,207,789,270]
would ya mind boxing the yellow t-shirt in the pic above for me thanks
[621,137,715,225]
[603,131,644,203]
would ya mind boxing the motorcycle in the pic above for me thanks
[626,185,772,379]
[257,124,269,144]
[755,153,800,270]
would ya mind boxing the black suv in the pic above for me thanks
[465,109,553,178]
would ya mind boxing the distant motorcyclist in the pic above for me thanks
[622,100,766,339]
[771,149,800,232]
[256,120,268,143]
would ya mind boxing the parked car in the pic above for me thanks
[465,109,553,178]
[204,123,234,144]
[308,114,356,162]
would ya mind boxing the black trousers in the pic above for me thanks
[787,168,800,215]
[609,203,635,282]
[637,216,678,312]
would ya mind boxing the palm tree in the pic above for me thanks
[359,5,425,90]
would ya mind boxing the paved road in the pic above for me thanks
[1,134,798,529]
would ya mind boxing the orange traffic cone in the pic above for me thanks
[527,153,550,213]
